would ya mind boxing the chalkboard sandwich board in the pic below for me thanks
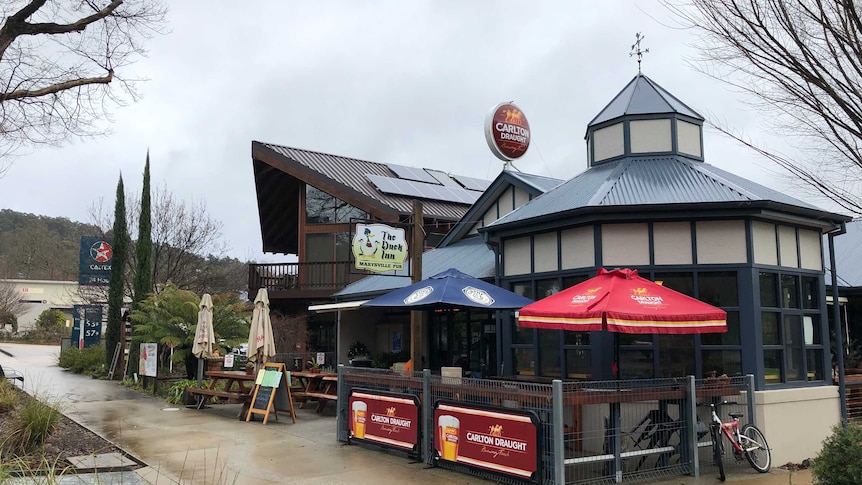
[245,362,296,424]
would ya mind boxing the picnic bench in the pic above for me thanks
[186,370,255,419]
[292,371,337,413]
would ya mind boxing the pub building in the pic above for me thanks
[323,72,850,464]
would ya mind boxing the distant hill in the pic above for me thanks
[0,209,101,280]
[0,209,249,294]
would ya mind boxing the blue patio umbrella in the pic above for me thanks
[361,268,533,310]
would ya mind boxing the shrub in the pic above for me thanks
[811,423,862,485]
[34,309,66,330]
[7,394,63,452]
[58,346,106,375]
[0,380,19,413]
[164,379,205,405]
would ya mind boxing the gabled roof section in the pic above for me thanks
[333,237,495,299]
[253,141,485,221]
[588,74,704,127]
[438,169,563,247]
[487,155,847,229]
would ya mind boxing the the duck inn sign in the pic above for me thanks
[352,223,408,273]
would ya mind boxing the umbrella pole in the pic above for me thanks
[614,333,620,380]
[196,357,203,388]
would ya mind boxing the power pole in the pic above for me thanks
[410,200,425,368]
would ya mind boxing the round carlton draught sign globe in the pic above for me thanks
[484,102,531,161]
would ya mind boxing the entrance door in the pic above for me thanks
[429,310,496,377]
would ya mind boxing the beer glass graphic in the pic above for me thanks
[438,415,460,461]
[352,401,367,439]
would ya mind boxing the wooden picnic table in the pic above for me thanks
[186,370,255,419]
[292,371,338,412]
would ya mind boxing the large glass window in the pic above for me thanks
[760,271,824,384]
[513,348,536,376]
[658,335,696,377]
[697,271,741,378]
[512,282,534,345]
[305,185,368,223]
[538,330,562,377]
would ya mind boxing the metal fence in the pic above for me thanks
[335,367,755,485]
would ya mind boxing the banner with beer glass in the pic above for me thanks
[433,402,540,481]
[349,389,420,453]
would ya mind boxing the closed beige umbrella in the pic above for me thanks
[248,288,276,371]
[192,293,216,387]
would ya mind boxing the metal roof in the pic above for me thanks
[437,169,564,247]
[589,74,703,127]
[334,237,495,299]
[257,142,483,221]
[489,155,837,227]
[507,171,564,192]
[826,219,862,288]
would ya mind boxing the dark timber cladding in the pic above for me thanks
[251,141,483,254]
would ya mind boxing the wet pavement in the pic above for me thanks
[0,343,815,484]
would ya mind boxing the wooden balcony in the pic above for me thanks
[248,261,369,300]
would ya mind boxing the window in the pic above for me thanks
[305,185,367,224]
[760,271,824,384]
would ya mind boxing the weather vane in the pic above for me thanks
[630,32,649,73]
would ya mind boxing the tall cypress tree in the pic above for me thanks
[129,153,152,376]
[106,175,129,372]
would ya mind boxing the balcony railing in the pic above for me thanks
[248,261,368,294]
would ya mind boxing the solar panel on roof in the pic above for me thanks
[366,174,482,205]
[386,163,439,184]
[425,169,461,188]
[452,174,491,191]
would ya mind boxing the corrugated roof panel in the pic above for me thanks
[335,237,495,298]
[508,171,564,192]
[489,155,833,228]
[600,158,750,206]
[261,142,472,220]
[490,162,622,226]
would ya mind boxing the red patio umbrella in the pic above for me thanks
[518,268,727,334]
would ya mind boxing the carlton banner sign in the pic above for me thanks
[79,237,113,286]
[352,223,408,273]
[349,389,420,453]
[434,401,540,481]
[484,102,531,161]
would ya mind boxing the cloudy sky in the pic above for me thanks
[0,1,821,262]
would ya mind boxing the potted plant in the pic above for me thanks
[245,361,255,375]
[347,340,371,367]
[307,360,321,374]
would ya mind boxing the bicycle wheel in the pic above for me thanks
[710,425,726,482]
[740,424,771,473]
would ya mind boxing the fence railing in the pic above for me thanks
[248,261,368,293]
[335,368,755,485]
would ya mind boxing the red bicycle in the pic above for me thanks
[709,401,771,481]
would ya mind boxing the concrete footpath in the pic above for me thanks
[0,343,814,485]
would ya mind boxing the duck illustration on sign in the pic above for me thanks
[353,223,408,273]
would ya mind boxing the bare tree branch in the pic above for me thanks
[0,0,167,173]
[666,0,862,215]
[0,70,113,101]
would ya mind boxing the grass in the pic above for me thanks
[0,380,19,414]
[6,391,63,453]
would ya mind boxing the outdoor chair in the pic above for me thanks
[0,364,24,386]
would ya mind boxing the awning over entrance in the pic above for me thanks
[308,300,369,313]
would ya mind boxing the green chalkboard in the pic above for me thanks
[252,385,274,412]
